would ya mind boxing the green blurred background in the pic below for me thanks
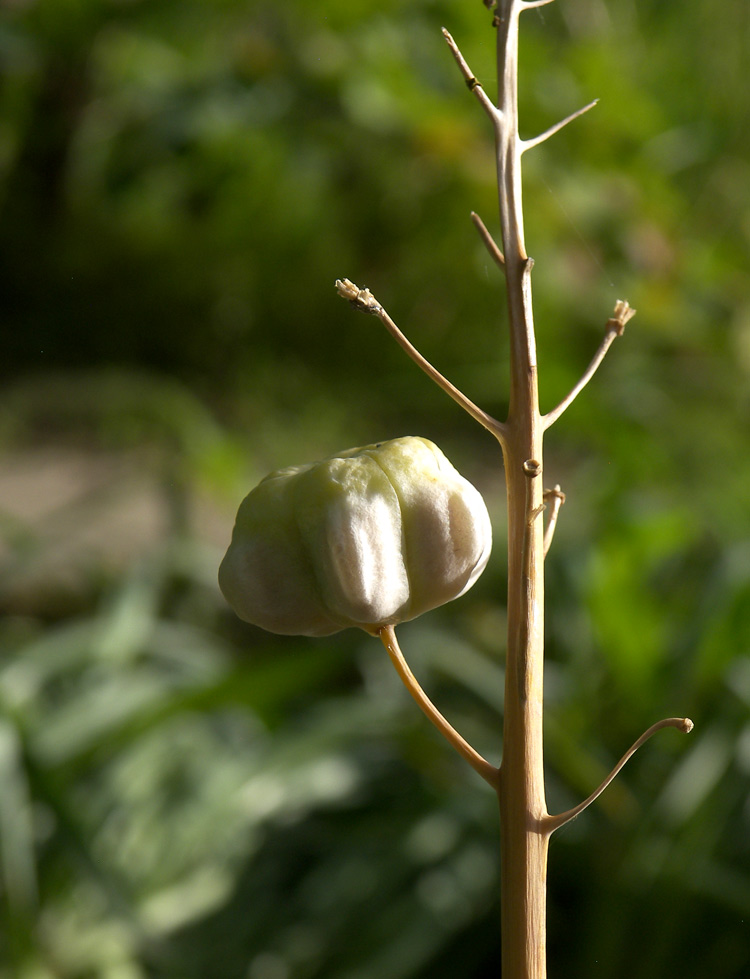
[1,0,748,975]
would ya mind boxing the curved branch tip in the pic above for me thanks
[544,715,695,834]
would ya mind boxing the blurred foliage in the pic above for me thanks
[0,0,749,976]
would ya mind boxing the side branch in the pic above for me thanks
[377,625,500,789]
[521,100,598,153]
[542,299,636,430]
[542,484,565,556]
[442,28,501,126]
[543,716,694,834]
[471,212,505,267]
[335,278,508,444]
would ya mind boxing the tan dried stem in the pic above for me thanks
[542,484,565,556]
[521,100,599,153]
[442,8,552,975]
[543,717,694,833]
[471,211,505,267]
[335,278,507,444]
[441,28,502,126]
[339,6,688,977]
[377,625,500,789]
[444,11,642,978]
[543,300,636,430]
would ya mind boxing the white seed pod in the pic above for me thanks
[218,436,492,636]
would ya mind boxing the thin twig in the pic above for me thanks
[542,485,565,556]
[542,300,636,430]
[377,625,500,788]
[523,0,556,9]
[335,278,508,444]
[442,28,502,126]
[521,100,599,153]
[543,716,694,834]
[471,211,505,267]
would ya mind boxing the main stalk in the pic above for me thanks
[342,4,690,972]
[494,2,550,975]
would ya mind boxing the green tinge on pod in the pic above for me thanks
[218,436,492,636]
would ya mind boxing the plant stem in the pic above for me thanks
[341,7,693,974]
[493,2,549,975]
[543,717,694,833]
[335,278,506,443]
[377,625,499,788]
[445,4,550,968]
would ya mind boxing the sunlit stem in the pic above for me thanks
[335,279,508,444]
[521,100,598,153]
[441,29,501,126]
[543,300,636,430]
[376,625,500,789]
[543,717,694,834]
[471,211,505,267]
[542,484,565,557]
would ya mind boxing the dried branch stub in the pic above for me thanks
[335,277,381,314]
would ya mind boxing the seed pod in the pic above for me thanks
[219,436,492,636]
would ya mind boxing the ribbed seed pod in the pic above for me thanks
[219,436,492,636]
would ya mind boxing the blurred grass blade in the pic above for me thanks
[0,715,38,917]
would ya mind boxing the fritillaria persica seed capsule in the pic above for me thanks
[219,436,492,636]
